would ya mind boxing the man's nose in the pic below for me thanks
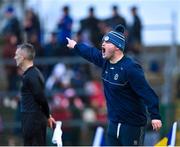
[102,41,105,46]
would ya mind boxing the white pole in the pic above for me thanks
[168,121,177,146]
[92,126,104,147]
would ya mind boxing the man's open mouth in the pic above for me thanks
[102,47,105,53]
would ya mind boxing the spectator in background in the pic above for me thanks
[105,5,127,29]
[2,33,18,90]
[74,30,84,44]
[46,63,66,91]
[2,5,22,43]
[177,76,180,98]
[65,88,84,145]
[45,63,74,91]
[23,9,41,42]
[74,29,93,46]
[80,7,101,48]
[127,6,142,55]
[85,74,107,123]
[0,116,3,133]
[57,5,73,44]
[71,64,91,89]
[98,21,111,35]
[56,5,73,56]
[43,32,60,78]
[2,33,18,59]
[85,76,105,109]
[43,32,60,57]
[50,88,83,146]
[29,32,44,57]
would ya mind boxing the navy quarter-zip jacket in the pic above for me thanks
[74,43,161,126]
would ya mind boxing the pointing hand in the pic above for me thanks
[66,37,77,49]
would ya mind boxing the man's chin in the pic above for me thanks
[102,55,108,60]
[102,54,106,58]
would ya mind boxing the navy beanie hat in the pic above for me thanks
[5,5,14,13]
[102,24,125,51]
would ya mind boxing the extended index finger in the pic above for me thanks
[66,37,70,42]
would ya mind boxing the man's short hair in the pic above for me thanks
[17,43,35,60]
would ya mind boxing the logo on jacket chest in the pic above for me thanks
[114,73,119,80]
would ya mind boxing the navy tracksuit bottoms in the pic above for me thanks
[106,121,145,146]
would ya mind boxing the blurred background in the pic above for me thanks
[0,0,180,146]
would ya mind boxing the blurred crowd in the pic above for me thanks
[0,4,142,145]
[0,4,142,89]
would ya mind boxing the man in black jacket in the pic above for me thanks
[14,43,56,145]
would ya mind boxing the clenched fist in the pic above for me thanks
[151,119,162,131]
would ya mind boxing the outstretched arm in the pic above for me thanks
[66,37,104,67]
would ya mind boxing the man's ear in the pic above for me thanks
[21,50,27,59]
[115,46,120,51]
